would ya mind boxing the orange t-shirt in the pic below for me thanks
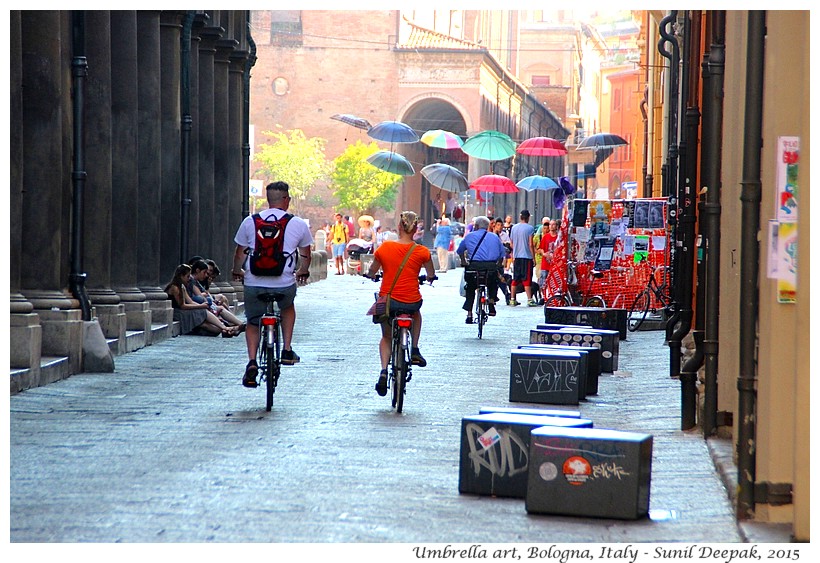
[374,241,431,304]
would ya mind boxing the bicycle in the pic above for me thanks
[465,268,492,339]
[544,260,607,308]
[365,273,436,413]
[628,261,673,332]
[255,292,284,411]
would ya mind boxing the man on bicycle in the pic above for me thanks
[456,216,505,324]
[232,181,313,388]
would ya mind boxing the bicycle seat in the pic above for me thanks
[591,270,604,278]
[258,292,286,303]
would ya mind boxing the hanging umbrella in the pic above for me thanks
[420,163,469,192]
[365,150,415,176]
[576,132,628,150]
[330,113,372,131]
[420,129,464,150]
[367,120,419,144]
[461,130,516,161]
[552,176,577,210]
[470,174,519,193]
[516,175,560,191]
[516,136,567,156]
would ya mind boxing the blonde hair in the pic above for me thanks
[399,211,418,234]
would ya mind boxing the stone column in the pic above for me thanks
[111,10,150,351]
[10,10,41,378]
[159,11,184,279]
[84,10,127,352]
[196,24,219,261]
[136,11,173,338]
[186,16,202,259]
[20,11,83,377]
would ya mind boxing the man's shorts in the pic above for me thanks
[512,258,534,284]
[332,242,346,258]
[244,284,297,326]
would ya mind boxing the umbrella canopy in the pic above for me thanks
[367,120,419,144]
[470,174,519,193]
[365,150,415,176]
[420,163,469,192]
[516,136,567,156]
[420,129,464,150]
[576,132,628,150]
[516,175,560,191]
[357,215,375,227]
[461,130,516,161]
[330,113,371,131]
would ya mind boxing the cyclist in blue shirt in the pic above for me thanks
[456,216,505,324]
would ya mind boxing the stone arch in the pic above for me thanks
[396,92,473,134]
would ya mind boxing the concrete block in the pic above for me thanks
[479,406,581,418]
[518,343,600,395]
[531,326,620,372]
[509,348,586,405]
[10,313,42,369]
[544,306,628,340]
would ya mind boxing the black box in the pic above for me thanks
[531,326,620,373]
[518,343,600,395]
[525,426,653,519]
[510,348,587,405]
[459,413,593,499]
[543,306,627,340]
[479,406,582,419]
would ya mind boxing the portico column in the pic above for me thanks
[110,10,151,350]
[136,11,173,336]
[197,24,219,261]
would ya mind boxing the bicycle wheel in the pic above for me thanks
[628,290,651,332]
[264,323,279,411]
[544,293,570,308]
[393,329,407,413]
[476,287,487,339]
[584,295,607,308]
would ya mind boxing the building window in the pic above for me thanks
[270,10,302,46]
[613,87,622,112]
[532,75,551,87]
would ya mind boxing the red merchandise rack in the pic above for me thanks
[544,198,671,311]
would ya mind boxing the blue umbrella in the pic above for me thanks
[366,150,415,176]
[367,120,419,144]
[516,175,560,191]
[420,163,469,192]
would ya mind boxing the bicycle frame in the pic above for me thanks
[473,270,491,339]
[546,262,606,308]
[258,297,282,411]
[390,313,413,413]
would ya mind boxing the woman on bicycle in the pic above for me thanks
[366,211,436,396]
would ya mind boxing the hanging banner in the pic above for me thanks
[775,136,799,223]
[776,221,798,303]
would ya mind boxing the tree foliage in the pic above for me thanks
[254,128,329,213]
[330,141,402,215]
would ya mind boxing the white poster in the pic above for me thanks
[775,136,799,223]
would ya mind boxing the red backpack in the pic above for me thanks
[247,212,294,276]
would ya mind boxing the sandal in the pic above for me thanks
[238,323,247,334]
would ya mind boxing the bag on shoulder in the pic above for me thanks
[248,212,295,276]
[366,293,389,319]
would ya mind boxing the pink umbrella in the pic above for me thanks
[516,136,567,156]
[470,174,519,193]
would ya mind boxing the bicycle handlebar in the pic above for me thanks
[364,273,438,285]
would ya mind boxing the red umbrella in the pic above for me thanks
[470,174,519,193]
[516,136,567,156]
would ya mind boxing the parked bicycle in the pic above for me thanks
[365,273,436,413]
[544,260,607,308]
[253,292,284,411]
[628,260,673,332]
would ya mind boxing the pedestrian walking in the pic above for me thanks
[433,216,452,272]
[508,209,537,307]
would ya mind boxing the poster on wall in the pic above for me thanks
[572,199,590,227]
[594,238,615,271]
[633,235,649,264]
[648,201,665,229]
[776,136,799,223]
[589,200,612,237]
[633,201,649,229]
[775,221,798,303]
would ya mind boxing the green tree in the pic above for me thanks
[254,128,329,213]
[330,141,402,215]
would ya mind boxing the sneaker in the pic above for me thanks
[411,347,427,367]
[528,298,539,307]
[509,299,519,307]
[488,302,497,316]
[465,316,474,324]
[281,349,300,365]
[242,360,258,388]
[375,370,388,396]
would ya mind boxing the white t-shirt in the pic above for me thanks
[234,208,314,288]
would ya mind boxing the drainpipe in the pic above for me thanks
[69,11,92,321]
[736,10,766,521]
[700,11,726,438]
[679,10,703,429]
[179,11,195,264]
[645,18,656,197]
[243,13,257,219]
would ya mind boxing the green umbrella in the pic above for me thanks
[366,150,415,176]
[461,130,516,161]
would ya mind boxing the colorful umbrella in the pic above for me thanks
[420,129,464,150]
[461,130,516,161]
[330,113,371,131]
[575,132,628,150]
[516,175,560,191]
[365,150,415,176]
[470,174,519,193]
[420,163,469,192]
[367,120,419,144]
[516,136,567,156]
